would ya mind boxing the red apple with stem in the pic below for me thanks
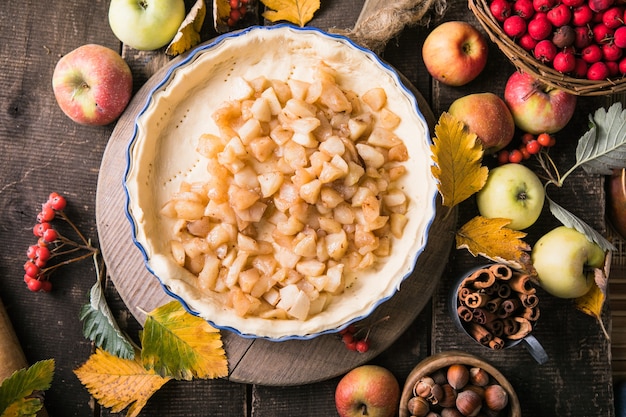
[503,71,576,135]
[422,21,488,87]
[335,365,400,417]
[52,44,133,126]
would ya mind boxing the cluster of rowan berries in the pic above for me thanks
[22,192,97,292]
[495,132,556,164]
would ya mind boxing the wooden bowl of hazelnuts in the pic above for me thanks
[399,350,521,417]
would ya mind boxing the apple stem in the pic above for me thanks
[360,404,368,415]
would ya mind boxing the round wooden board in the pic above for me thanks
[95,44,457,386]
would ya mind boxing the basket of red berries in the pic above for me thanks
[469,0,626,95]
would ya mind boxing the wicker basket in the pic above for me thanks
[469,0,626,96]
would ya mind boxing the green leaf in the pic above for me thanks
[141,301,228,380]
[1,397,43,417]
[0,360,54,415]
[547,194,615,252]
[80,255,134,359]
[575,102,626,175]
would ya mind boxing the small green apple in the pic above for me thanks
[335,365,400,417]
[531,226,606,298]
[108,0,186,51]
[476,163,545,230]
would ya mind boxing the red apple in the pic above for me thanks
[422,21,489,86]
[607,168,626,239]
[335,365,400,417]
[448,92,516,153]
[503,71,577,135]
[52,44,133,126]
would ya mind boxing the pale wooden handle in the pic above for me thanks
[0,297,48,417]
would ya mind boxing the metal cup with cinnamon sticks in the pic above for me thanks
[449,263,548,364]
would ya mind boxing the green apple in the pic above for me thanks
[335,365,400,417]
[531,226,606,298]
[108,0,186,51]
[476,163,545,230]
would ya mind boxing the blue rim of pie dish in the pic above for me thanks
[122,23,437,341]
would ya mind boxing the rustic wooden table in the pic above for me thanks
[0,0,617,416]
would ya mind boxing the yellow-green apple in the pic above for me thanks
[448,93,515,153]
[476,163,545,230]
[503,71,577,135]
[52,44,133,126]
[607,168,626,239]
[335,365,400,417]
[108,0,186,51]
[422,21,489,86]
[531,226,606,298]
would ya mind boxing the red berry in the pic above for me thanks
[573,58,589,77]
[24,261,39,278]
[27,245,38,260]
[592,23,614,43]
[26,277,43,292]
[342,332,354,345]
[602,6,624,28]
[533,0,555,13]
[537,132,553,147]
[572,4,594,25]
[490,0,513,21]
[519,33,539,50]
[48,192,67,211]
[497,150,510,165]
[546,3,572,26]
[534,39,558,62]
[345,340,358,351]
[355,339,370,353]
[40,280,53,293]
[503,15,528,37]
[38,205,56,222]
[589,0,616,13]
[603,42,624,61]
[528,14,553,40]
[526,139,542,154]
[508,149,524,163]
[574,26,593,49]
[607,60,620,76]
[229,0,240,7]
[582,44,603,63]
[614,26,626,48]
[514,0,535,18]
[562,0,585,6]
[33,222,51,237]
[521,132,535,144]
[42,228,58,243]
[618,56,626,74]
[554,50,577,72]
[587,61,610,79]
[35,246,51,263]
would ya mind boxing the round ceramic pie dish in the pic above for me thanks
[124,24,437,340]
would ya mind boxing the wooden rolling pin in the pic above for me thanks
[0,296,48,416]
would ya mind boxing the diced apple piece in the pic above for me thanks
[170,240,185,266]
[273,243,301,269]
[262,287,281,306]
[296,259,326,277]
[197,253,220,291]
[319,135,345,156]
[231,76,254,101]
[237,117,262,145]
[362,87,387,111]
[287,79,310,101]
[288,289,311,320]
[326,230,348,260]
[367,127,401,148]
[325,263,345,293]
[309,293,329,316]
[196,133,225,158]
[283,98,317,119]
[390,213,408,238]
[379,108,401,130]
[238,268,261,293]
[251,97,272,122]
[228,184,260,211]
[258,171,284,197]
[276,284,300,311]
[356,143,385,169]
[299,179,322,205]
[319,79,352,113]
[293,232,317,257]
[388,143,409,162]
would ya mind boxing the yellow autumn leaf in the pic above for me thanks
[74,348,171,417]
[575,253,610,339]
[431,112,488,208]
[261,0,320,27]
[141,301,228,381]
[166,0,207,57]
[456,216,533,273]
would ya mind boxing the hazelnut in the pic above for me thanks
[456,389,482,417]
[414,376,436,398]
[408,395,431,417]
[484,384,509,411]
[425,412,442,417]
[440,407,464,417]
[447,364,470,390]
[463,384,485,399]
[431,368,448,385]
[469,367,490,387]
[430,383,444,405]
[439,383,457,408]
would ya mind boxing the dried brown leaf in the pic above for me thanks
[166,0,207,57]
[431,112,488,208]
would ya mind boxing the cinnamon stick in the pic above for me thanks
[464,268,496,289]
[483,319,504,337]
[465,291,489,308]
[489,263,513,280]
[457,305,474,322]
[485,297,503,313]
[488,337,505,350]
[468,322,493,346]
[522,306,541,321]
[471,307,497,325]
[519,293,539,308]
[507,317,533,340]
[497,298,521,318]
[497,282,512,299]
[508,273,536,294]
